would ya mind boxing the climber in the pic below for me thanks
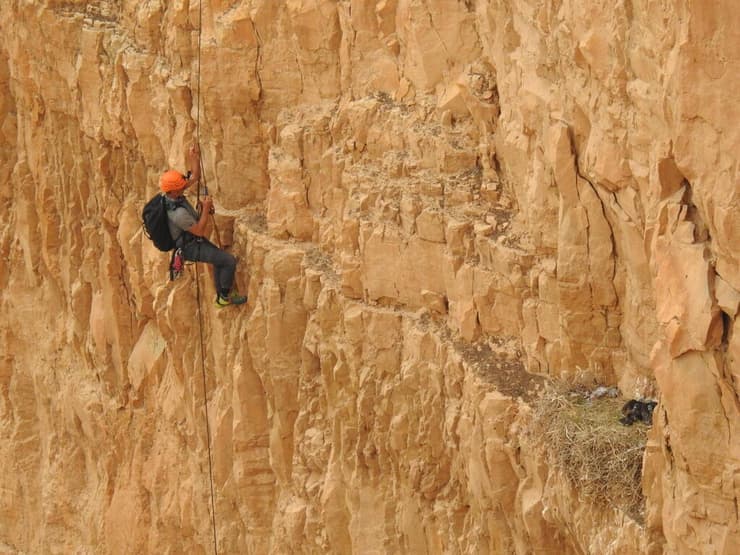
[160,143,247,308]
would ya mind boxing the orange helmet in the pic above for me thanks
[159,170,188,192]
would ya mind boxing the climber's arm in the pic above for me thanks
[186,196,212,237]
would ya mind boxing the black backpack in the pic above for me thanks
[142,194,176,251]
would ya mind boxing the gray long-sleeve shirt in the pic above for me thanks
[164,195,199,244]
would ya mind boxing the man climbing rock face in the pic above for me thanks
[161,144,247,308]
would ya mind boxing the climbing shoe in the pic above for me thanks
[215,292,247,308]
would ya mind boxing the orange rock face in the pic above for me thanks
[0,1,737,553]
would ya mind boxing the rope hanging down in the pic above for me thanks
[194,1,219,553]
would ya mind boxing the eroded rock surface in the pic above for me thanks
[0,1,737,553]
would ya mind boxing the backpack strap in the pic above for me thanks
[164,196,199,248]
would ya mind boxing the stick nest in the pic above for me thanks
[529,387,649,522]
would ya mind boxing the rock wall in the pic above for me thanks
[0,1,737,553]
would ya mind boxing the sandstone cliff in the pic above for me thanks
[0,1,738,554]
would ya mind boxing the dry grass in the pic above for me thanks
[529,386,649,522]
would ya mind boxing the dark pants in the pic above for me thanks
[181,239,237,297]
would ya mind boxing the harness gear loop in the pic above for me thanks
[169,247,184,281]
